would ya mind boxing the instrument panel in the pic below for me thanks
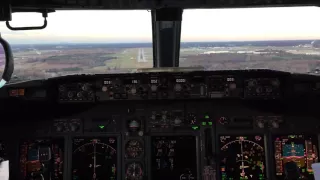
[2,70,320,180]
[56,71,284,103]
[1,108,318,180]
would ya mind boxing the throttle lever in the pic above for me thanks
[203,128,216,180]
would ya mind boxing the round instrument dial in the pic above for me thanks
[126,162,143,180]
[128,120,140,132]
[125,140,144,159]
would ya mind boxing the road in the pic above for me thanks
[137,48,147,62]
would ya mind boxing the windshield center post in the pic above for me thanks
[152,8,183,68]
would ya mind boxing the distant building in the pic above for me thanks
[311,40,320,48]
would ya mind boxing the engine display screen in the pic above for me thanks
[151,136,197,180]
[72,137,117,180]
[19,139,64,180]
[219,135,266,180]
[273,134,318,179]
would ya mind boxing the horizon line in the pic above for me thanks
[9,39,320,45]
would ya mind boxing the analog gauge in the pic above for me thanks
[219,135,266,180]
[126,162,143,180]
[128,120,140,132]
[125,140,144,159]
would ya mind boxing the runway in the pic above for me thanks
[137,48,147,62]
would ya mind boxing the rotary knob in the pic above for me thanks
[77,92,83,98]
[257,121,264,128]
[271,121,279,129]
[151,85,158,92]
[56,125,64,132]
[248,79,257,87]
[67,91,75,98]
[102,86,108,92]
[131,88,137,94]
[174,118,182,125]
[174,84,182,92]
[271,79,280,87]
[59,85,66,92]
[70,123,79,132]
[82,83,90,91]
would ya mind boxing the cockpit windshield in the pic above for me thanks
[1,7,320,83]
[0,10,153,83]
[180,7,320,74]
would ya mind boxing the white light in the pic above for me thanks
[0,79,6,88]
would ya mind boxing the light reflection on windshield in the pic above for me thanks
[180,7,320,74]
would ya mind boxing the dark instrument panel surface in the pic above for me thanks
[0,70,320,180]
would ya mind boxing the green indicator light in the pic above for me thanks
[208,122,213,126]
[202,122,207,126]
[192,126,199,130]
[99,125,105,129]
[205,115,210,119]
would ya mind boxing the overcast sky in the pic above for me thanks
[1,7,320,44]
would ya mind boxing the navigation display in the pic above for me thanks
[151,136,197,180]
[273,134,318,179]
[219,135,266,180]
[19,139,64,180]
[72,137,117,180]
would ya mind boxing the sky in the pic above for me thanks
[1,7,320,44]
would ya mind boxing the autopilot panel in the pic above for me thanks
[219,135,266,180]
[151,136,197,180]
[19,139,64,180]
[72,137,117,180]
[273,134,319,180]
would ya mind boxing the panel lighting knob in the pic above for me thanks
[70,123,79,132]
[59,85,66,92]
[174,84,182,92]
[138,131,144,136]
[67,91,75,98]
[271,79,280,87]
[219,117,228,125]
[257,121,264,128]
[229,83,237,90]
[248,80,257,87]
[131,88,137,94]
[82,84,90,91]
[266,87,273,93]
[256,87,263,93]
[271,121,279,129]
[56,125,63,132]
[151,85,158,92]
[102,86,108,92]
[174,118,182,125]
[77,92,83,98]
